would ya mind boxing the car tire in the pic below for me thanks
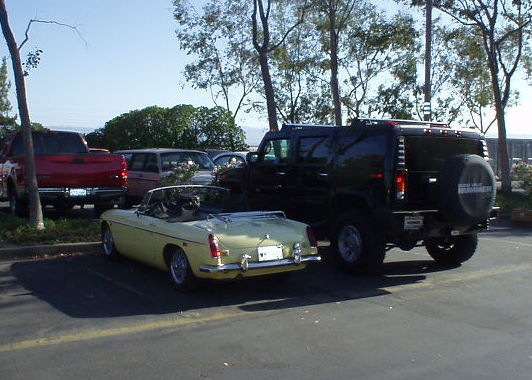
[94,202,114,216]
[8,186,28,217]
[424,233,478,265]
[168,248,197,291]
[101,223,120,260]
[331,211,385,274]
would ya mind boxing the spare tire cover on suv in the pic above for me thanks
[437,154,496,226]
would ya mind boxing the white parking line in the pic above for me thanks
[480,237,532,247]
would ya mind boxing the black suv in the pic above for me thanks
[219,118,497,273]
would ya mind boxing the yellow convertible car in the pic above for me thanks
[100,185,321,290]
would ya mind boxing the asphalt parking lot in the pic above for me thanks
[0,221,531,379]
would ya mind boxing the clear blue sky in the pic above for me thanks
[1,0,531,145]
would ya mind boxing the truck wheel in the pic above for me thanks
[101,223,120,260]
[424,233,478,265]
[331,211,385,274]
[167,247,197,291]
[8,187,27,217]
[94,202,114,216]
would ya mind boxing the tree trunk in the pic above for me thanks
[0,0,44,229]
[328,10,342,126]
[259,51,279,132]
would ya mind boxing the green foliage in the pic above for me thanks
[0,57,18,146]
[173,0,259,118]
[511,163,532,195]
[0,213,100,246]
[157,161,199,187]
[85,104,246,151]
[496,192,532,215]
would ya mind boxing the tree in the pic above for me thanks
[173,0,259,120]
[0,0,44,229]
[251,0,306,132]
[409,0,532,194]
[85,105,246,151]
[311,0,359,126]
[0,56,17,145]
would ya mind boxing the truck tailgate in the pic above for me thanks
[35,154,125,188]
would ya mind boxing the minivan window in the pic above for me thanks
[160,152,214,170]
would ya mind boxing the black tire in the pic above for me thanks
[330,211,385,274]
[424,233,478,265]
[8,187,28,217]
[438,154,496,225]
[168,247,197,291]
[94,202,114,216]
[101,223,120,260]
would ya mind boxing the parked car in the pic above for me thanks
[212,151,248,167]
[100,185,321,290]
[115,148,215,206]
[0,130,128,215]
[219,118,498,273]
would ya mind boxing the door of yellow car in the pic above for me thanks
[115,212,162,265]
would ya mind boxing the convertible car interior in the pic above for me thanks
[140,186,229,222]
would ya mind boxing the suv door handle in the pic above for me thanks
[275,171,286,176]
[318,173,328,178]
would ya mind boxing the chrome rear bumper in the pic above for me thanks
[199,255,321,273]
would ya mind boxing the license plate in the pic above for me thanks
[404,215,423,230]
[69,188,87,197]
[257,245,283,261]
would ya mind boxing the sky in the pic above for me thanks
[0,0,531,146]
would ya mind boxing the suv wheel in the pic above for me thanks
[331,212,385,274]
[424,233,478,265]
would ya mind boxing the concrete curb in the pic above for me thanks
[0,242,101,262]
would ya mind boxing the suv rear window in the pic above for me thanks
[405,136,482,172]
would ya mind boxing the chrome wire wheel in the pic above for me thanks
[337,224,362,264]
[170,250,188,286]
[101,224,119,259]
[102,227,114,256]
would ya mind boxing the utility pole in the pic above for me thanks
[424,0,432,121]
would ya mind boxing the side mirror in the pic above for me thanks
[246,152,258,164]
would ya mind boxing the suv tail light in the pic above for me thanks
[306,226,318,248]
[209,234,222,258]
[395,170,407,200]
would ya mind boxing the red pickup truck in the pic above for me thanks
[0,130,128,215]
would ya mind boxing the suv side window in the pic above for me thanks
[337,134,386,172]
[259,138,290,164]
[129,153,147,171]
[297,136,329,165]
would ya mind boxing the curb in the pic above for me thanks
[0,242,101,262]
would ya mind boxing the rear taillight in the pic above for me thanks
[395,169,407,200]
[120,159,128,185]
[209,234,222,258]
[306,226,317,248]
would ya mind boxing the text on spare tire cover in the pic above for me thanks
[457,183,493,194]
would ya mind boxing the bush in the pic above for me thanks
[511,162,532,194]
[0,213,100,246]
[157,161,199,187]
[211,161,240,186]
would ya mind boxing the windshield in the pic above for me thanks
[161,152,214,170]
